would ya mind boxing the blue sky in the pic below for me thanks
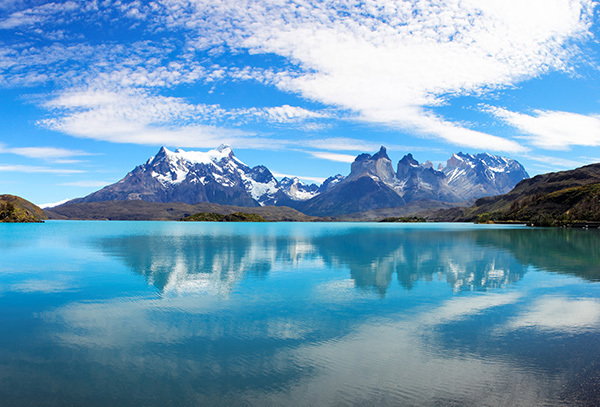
[1,0,600,205]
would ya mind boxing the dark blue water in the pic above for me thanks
[1,221,600,406]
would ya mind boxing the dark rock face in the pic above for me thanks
[349,146,396,184]
[298,176,406,217]
[395,154,458,203]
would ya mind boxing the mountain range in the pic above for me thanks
[62,145,529,217]
[432,163,600,226]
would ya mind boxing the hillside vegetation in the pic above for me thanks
[45,200,316,222]
[430,163,600,226]
[180,212,268,222]
[0,195,47,223]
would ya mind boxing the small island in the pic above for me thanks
[379,216,426,223]
[180,212,268,222]
[0,195,47,223]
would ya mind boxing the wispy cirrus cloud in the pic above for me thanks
[37,87,339,149]
[0,164,84,174]
[156,0,593,152]
[305,151,356,163]
[1,0,596,155]
[518,153,588,170]
[0,143,92,161]
[0,1,78,30]
[486,106,600,150]
[270,172,325,184]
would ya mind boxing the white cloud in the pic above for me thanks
[37,88,372,151]
[0,164,84,173]
[271,172,325,184]
[271,171,325,184]
[306,151,356,163]
[160,0,593,151]
[2,0,595,153]
[262,105,327,123]
[487,107,600,150]
[0,1,78,30]
[0,143,91,160]
[519,153,588,170]
[39,88,258,147]
[39,198,74,208]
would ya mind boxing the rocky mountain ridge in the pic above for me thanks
[63,144,529,217]
[430,163,600,226]
[296,146,529,216]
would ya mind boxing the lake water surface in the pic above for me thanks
[1,221,600,406]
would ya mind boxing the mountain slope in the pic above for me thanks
[0,195,47,223]
[70,145,318,207]
[442,152,529,200]
[45,201,316,221]
[395,153,459,202]
[298,147,406,216]
[298,146,528,217]
[432,163,600,225]
[299,175,406,217]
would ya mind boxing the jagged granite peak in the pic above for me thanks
[442,152,529,200]
[396,153,458,202]
[249,165,275,184]
[349,145,396,184]
[371,145,390,161]
[396,153,420,178]
[298,147,529,216]
[298,147,403,216]
[298,176,406,217]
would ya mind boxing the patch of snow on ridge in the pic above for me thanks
[289,189,318,201]
[161,144,235,166]
[39,198,73,208]
[240,171,279,204]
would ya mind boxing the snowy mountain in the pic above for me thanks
[442,152,530,199]
[296,147,529,216]
[66,144,528,216]
[70,145,318,207]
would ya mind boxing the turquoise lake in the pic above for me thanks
[1,221,600,406]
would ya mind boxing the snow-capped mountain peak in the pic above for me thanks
[67,146,528,215]
[279,177,319,201]
[71,145,319,207]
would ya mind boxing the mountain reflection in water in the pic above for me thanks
[3,222,600,406]
[97,225,600,296]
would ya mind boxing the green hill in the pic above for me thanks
[45,200,316,222]
[181,212,268,222]
[0,195,47,223]
[430,163,600,226]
